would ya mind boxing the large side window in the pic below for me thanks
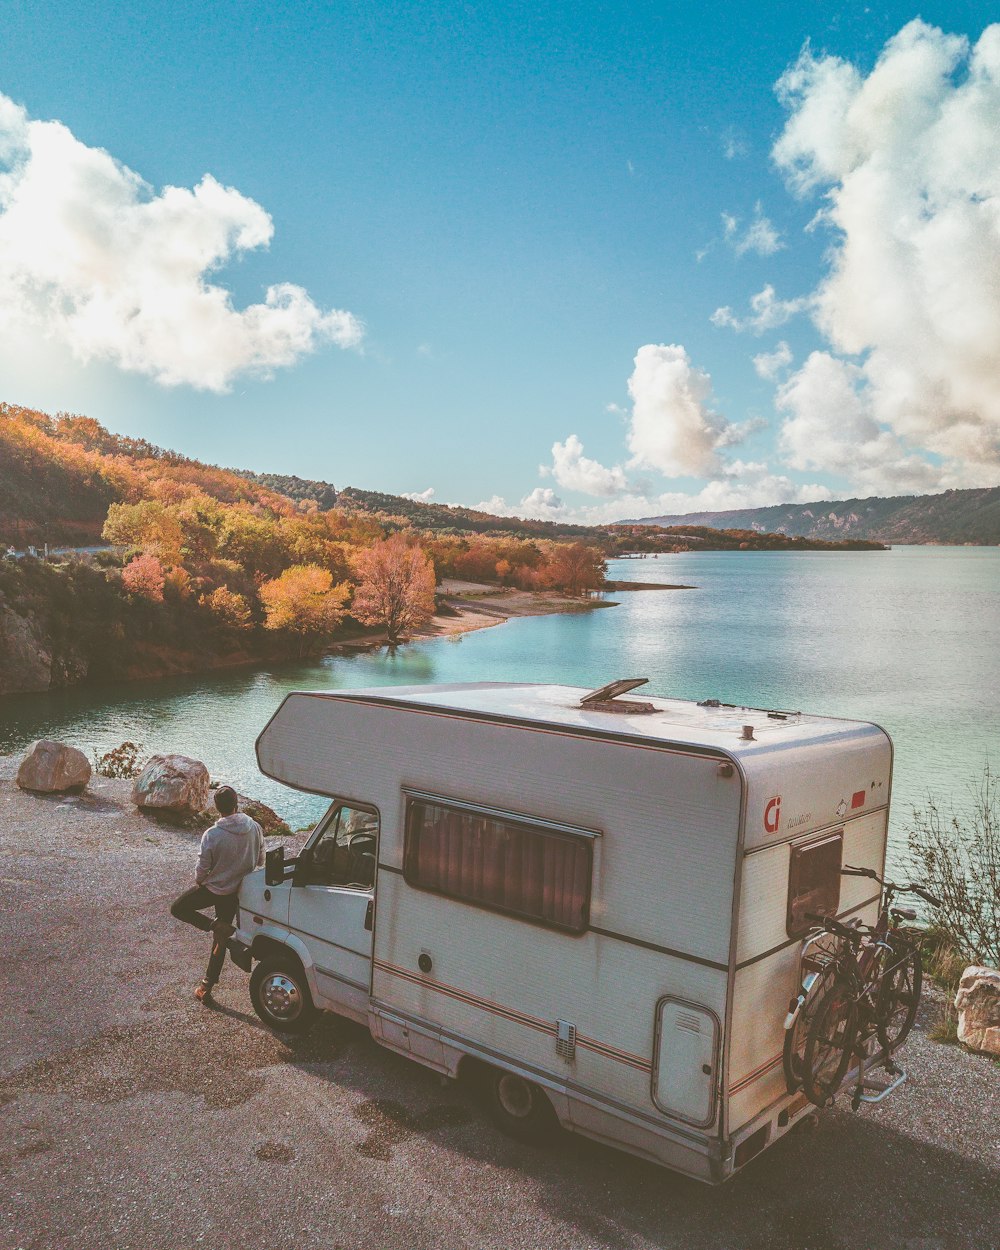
[786,832,843,937]
[403,797,593,933]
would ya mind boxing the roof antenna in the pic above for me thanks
[580,678,655,714]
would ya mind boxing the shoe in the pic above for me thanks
[194,979,214,1002]
[211,920,236,941]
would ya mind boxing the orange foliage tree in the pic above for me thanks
[204,585,253,629]
[351,535,437,645]
[121,553,165,602]
[542,542,607,595]
[258,564,350,653]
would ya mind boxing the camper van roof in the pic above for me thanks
[308,682,882,753]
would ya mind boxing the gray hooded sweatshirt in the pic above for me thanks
[196,813,265,895]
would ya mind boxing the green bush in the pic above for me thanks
[906,762,1000,967]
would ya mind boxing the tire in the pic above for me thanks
[249,955,318,1034]
[876,938,922,1053]
[484,1068,558,1144]
[802,983,858,1107]
[783,963,837,1092]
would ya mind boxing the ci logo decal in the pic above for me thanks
[764,796,781,834]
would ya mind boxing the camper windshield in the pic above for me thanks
[304,802,378,889]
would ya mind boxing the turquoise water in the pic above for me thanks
[1,547,997,868]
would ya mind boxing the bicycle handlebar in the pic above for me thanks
[841,865,941,907]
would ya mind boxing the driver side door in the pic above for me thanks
[287,801,378,1020]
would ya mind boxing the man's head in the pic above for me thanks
[214,785,238,816]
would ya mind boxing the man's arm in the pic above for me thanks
[256,823,265,868]
[195,830,216,884]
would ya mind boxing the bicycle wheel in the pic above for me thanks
[802,982,858,1107]
[783,962,838,1092]
[876,936,922,1052]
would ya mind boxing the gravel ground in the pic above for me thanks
[1,759,998,1250]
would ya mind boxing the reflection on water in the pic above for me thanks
[1,546,997,864]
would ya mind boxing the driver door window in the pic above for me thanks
[304,804,378,889]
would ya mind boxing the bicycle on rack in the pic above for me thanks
[786,866,940,1109]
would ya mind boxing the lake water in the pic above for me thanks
[2,546,997,872]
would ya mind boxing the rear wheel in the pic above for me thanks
[250,955,318,1034]
[802,983,858,1107]
[484,1068,558,1144]
[783,963,837,1092]
[876,938,922,1052]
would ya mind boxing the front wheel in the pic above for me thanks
[802,983,858,1107]
[484,1068,558,1144]
[876,938,922,1052]
[250,956,318,1034]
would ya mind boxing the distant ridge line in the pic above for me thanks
[620,486,1000,546]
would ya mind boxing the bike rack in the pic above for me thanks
[853,1065,907,1107]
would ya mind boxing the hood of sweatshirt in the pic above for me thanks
[214,813,260,836]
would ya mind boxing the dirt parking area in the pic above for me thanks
[1,761,998,1250]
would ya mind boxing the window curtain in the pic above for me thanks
[406,802,591,931]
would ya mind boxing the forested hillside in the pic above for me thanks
[626,487,1000,545]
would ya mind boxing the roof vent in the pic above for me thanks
[579,677,656,715]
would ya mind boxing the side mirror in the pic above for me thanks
[265,845,286,887]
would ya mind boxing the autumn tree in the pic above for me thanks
[543,542,607,596]
[121,553,165,602]
[258,564,350,654]
[352,535,437,645]
[103,500,184,565]
[205,585,253,629]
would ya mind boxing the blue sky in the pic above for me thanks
[1,1,998,520]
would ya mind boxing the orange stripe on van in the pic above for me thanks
[373,959,652,1072]
[729,1052,783,1093]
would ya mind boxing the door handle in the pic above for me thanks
[364,899,374,931]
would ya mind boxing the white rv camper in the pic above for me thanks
[236,680,893,1183]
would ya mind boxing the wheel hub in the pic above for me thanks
[261,972,302,1021]
[496,1073,534,1118]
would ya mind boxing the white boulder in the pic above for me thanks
[132,754,210,817]
[954,965,1000,1056]
[16,740,92,793]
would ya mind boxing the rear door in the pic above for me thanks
[652,997,720,1127]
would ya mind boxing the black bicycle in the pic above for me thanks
[788,867,939,1108]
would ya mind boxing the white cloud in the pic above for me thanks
[722,203,784,256]
[711,284,810,334]
[0,92,363,391]
[721,130,749,160]
[547,435,629,497]
[776,351,959,494]
[753,341,793,380]
[401,487,435,502]
[772,20,1000,472]
[625,343,741,477]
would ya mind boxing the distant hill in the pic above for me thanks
[239,471,600,540]
[623,487,1000,545]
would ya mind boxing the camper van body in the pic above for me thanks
[240,682,893,1183]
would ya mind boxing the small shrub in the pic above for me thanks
[906,761,1000,967]
[94,740,145,779]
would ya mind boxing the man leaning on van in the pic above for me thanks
[170,785,264,1003]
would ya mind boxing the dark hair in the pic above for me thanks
[214,785,238,816]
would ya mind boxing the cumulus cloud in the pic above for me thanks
[776,351,960,493]
[722,204,784,256]
[626,343,745,477]
[711,284,811,334]
[401,487,435,502]
[771,20,1000,473]
[546,435,629,497]
[753,341,793,380]
[0,92,363,391]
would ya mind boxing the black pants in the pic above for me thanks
[171,885,239,985]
